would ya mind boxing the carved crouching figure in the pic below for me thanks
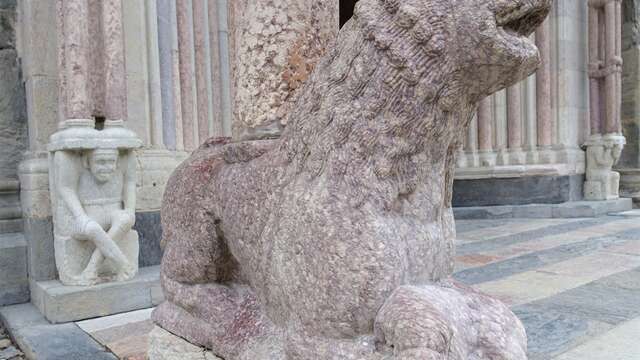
[50,123,141,286]
[153,0,551,359]
[584,134,626,200]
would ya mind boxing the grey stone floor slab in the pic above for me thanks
[509,268,640,359]
[454,229,639,284]
[0,303,116,360]
[456,217,617,256]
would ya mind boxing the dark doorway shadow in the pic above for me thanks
[340,0,360,28]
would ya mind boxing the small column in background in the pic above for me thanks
[507,84,525,165]
[535,17,554,164]
[477,97,496,167]
[585,0,625,201]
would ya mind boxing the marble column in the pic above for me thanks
[228,0,339,140]
[536,18,553,148]
[61,0,92,122]
[617,0,640,201]
[507,84,525,164]
[176,0,196,150]
[192,0,210,143]
[102,0,127,123]
[588,4,603,135]
[477,97,496,166]
[586,0,626,200]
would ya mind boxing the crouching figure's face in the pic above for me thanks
[88,149,119,183]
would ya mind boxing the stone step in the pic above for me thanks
[0,233,29,306]
[453,198,633,220]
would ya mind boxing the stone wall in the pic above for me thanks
[0,0,27,183]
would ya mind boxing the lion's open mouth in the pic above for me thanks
[497,1,550,38]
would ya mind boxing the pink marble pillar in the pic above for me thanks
[61,0,92,120]
[589,0,623,135]
[507,85,522,150]
[477,97,493,151]
[535,18,553,147]
[207,0,223,137]
[588,4,603,135]
[193,0,210,143]
[102,0,127,122]
[176,0,196,150]
[605,0,618,133]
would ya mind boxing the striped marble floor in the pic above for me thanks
[455,210,640,360]
[74,211,640,359]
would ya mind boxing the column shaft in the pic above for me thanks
[536,18,553,146]
[507,84,522,149]
[63,0,92,119]
[176,0,196,149]
[102,0,127,121]
[588,6,602,135]
[477,97,493,151]
[193,0,210,143]
[604,0,618,133]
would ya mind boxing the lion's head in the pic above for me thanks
[452,0,551,100]
[349,0,551,108]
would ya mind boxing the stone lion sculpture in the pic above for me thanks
[153,0,551,359]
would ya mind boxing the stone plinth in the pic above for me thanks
[30,265,162,323]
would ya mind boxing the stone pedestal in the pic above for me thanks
[30,265,162,323]
[584,134,626,201]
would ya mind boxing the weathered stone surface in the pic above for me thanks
[0,47,27,180]
[153,0,551,359]
[148,326,221,360]
[229,0,339,139]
